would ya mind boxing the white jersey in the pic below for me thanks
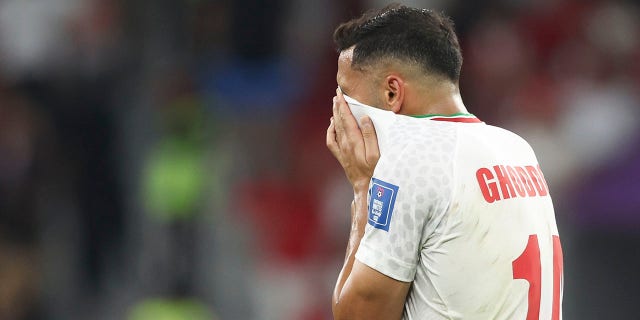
[346,96,563,320]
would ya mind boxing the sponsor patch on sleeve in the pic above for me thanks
[368,178,399,232]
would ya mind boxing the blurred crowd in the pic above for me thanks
[0,0,638,319]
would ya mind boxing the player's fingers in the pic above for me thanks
[334,88,364,151]
[326,117,341,158]
[360,116,380,166]
[333,95,352,151]
[332,96,344,138]
[335,88,359,133]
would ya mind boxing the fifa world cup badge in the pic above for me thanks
[368,178,399,232]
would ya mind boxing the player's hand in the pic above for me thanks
[327,88,380,191]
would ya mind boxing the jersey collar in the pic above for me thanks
[409,112,483,123]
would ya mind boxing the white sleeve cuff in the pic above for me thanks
[355,241,417,282]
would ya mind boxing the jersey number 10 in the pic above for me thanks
[512,234,563,320]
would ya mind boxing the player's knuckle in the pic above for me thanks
[326,139,334,149]
[346,137,358,149]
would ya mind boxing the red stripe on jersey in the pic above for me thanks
[430,117,483,123]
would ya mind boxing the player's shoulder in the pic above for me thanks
[460,122,534,148]
[455,122,541,167]
[484,123,530,142]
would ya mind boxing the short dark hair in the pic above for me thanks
[333,4,462,81]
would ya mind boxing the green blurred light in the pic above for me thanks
[144,137,205,221]
[128,298,216,320]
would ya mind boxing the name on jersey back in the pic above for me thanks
[476,164,549,203]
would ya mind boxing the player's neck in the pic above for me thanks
[401,82,469,116]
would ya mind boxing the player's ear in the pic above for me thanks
[384,75,404,113]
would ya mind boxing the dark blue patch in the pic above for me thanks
[368,178,399,232]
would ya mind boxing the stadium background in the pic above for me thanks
[0,0,638,319]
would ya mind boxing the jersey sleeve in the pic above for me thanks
[355,130,456,282]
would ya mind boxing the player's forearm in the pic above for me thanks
[332,186,369,313]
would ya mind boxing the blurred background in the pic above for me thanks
[0,0,638,319]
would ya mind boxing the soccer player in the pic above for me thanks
[326,5,563,320]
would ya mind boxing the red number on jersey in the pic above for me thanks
[512,234,563,320]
